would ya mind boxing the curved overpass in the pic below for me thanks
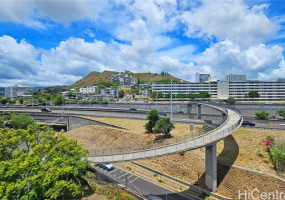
[88,103,243,192]
[88,106,242,163]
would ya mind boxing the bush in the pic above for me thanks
[255,110,269,120]
[227,97,236,104]
[271,143,285,171]
[276,109,285,119]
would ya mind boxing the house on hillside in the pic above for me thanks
[112,74,136,87]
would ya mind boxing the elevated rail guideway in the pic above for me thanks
[88,103,243,192]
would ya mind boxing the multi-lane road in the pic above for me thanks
[93,165,196,200]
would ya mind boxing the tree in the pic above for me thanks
[187,93,197,99]
[276,109,285,119]
[144,109,159,133]
[53,95,63,106]
[1,98,8,105]
[227,97,236,104]
[0,125,88,200]
[118,90,125,98]
[18,98,24,104]
[255,110,269,120]
[0,116,4,128]
[98,85,106,89]
[8,113,35,129]
[248,91,260,101]
[151,91,163,99]
[154,117,175,138]
[197,91,210,98]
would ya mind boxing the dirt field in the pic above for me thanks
[65,118,285,198]
[66,117,202,151]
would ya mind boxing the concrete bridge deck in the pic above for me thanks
[88,106,242,163]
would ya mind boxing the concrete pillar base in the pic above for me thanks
[197,104,202,119]
[205,143,217,192]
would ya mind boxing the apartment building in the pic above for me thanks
[152,74,285,101]
[226,81,285,101]
[112,74,136,86]
[152,82,218,99]
[5,85,32,98]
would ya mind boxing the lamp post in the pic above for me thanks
[170,76,173,122]
[61,95,64,117]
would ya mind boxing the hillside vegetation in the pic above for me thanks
[68,70,184,88]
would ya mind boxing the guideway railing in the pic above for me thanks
[88,103,241,158]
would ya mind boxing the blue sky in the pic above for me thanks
[0,0,285,87]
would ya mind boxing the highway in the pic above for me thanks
[93,165,196,200]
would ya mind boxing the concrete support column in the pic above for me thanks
[197,104,202,119]
[187,105,192,114]
[205,143,217,192]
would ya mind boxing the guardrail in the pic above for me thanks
[88,103,237,158]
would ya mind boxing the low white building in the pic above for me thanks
[79,86,98,94]
[99,88,118,97]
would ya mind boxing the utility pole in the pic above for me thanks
[170,76,173,122]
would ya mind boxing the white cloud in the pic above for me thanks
[0,0,33,24]
[0,0,109,26]
[0,35,39,80]
[195,39,285,80]
[181,0,279,47]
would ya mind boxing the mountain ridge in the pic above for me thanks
[68,70,185,88]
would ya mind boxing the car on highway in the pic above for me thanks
[242,120,255,126]
[41,107,51,112]
[98,163,114,171]
[129,108,137,110]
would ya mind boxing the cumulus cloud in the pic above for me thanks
[181,0,279,47]
[0,0,285,87]
[195,39,285,80]
[116,0,178,33]
[0,35,39,80]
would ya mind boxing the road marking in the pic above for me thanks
[128,176,138,184]
[117,172,128,179]
[127,174,134,179]
[109,169,118,174]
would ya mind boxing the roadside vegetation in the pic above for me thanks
[255,110,270,119]
[0,114,136,200]
[0,124,89,199]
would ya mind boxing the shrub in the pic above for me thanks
[255,110,269,120]
[271,143,285,171]
[266,136,274,143]
[258,152,265,158]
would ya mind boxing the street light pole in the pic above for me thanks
[170,76,173,122]
[61,96,64,117]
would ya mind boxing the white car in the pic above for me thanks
[98,163,114,171]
